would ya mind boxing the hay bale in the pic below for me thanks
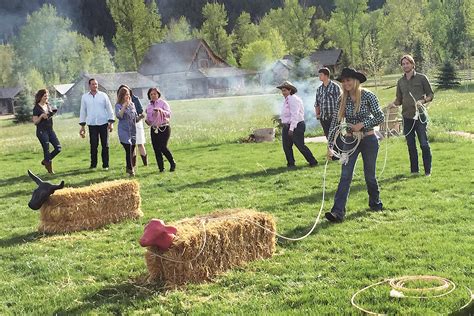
[144,208,276,286]
[39,180,142,233]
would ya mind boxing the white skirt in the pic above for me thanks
[135,120,146,145]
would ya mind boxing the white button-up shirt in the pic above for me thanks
[79,91,115,126]
[280,94,305,131]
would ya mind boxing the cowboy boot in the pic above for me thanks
[126,168,135,177]
[45,160,54,174]
[157,160,164,172]
[141,154,148,166]
[169,161,176,172]
[132,155,137,168]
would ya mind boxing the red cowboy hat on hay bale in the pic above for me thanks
[140,219,177,250]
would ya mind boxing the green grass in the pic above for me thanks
[0,91,473,315]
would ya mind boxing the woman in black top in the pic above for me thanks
[32,89,61,174]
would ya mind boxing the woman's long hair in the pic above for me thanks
[337,79,364,121]
[117,87,130,106]
[34,89,48,108]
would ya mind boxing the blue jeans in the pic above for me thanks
[36,128,61,162]
[403,117,431,174]
[331,134,382,219]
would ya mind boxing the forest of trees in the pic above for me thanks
[0,0,473,92]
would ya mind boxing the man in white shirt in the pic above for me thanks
[277,81,318,168]
[79,78,115,170]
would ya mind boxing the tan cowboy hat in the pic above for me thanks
[276,81,297,94]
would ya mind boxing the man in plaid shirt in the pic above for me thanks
[314,67,342,139]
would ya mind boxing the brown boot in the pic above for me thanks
[141,154,148,166]
[126,168,135,177]
[132,155,137,168]
[44,160,54,174]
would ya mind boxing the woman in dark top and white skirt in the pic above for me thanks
[115,87,138,176]
[117,85,148,167]
[32,89,61,174]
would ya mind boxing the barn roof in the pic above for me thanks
[0,87,22,99]
[273,59,294,70]
[138,39,229,75]
[83,72,158,91]
[309,49,343,66]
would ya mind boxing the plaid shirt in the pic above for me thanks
[328,90,384,148]
[314,80,341,120]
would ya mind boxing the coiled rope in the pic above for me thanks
[351,275,473,315]
[403,92,430,137]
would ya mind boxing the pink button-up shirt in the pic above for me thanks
[280,94,305,131]
[146,99,171,127]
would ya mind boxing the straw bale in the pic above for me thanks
[38,180,142,233]
[144,208,276,286]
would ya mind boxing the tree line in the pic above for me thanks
[0,0,472,94]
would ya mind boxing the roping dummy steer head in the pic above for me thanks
[27,170,64,210]
[139,219,177,251]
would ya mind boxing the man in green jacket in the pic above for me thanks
[390,54,434,176]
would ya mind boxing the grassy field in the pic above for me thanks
[0,87,473,315]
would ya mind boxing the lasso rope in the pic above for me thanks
[403,92,430,137]
[149,158,331,264]
[149,119,390,262]
[351,275,473,315]
[329,122,364,165]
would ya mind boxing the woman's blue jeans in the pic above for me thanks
[331,134,382,219]
[36,128,61,162]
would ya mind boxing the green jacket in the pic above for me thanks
[395,71,434,119]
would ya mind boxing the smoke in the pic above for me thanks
[138,40,324,133]
[261,57,322,132]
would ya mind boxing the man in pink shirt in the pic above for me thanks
[277,81,318,168]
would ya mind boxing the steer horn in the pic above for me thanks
[27,170,65,210]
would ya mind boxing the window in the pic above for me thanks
[199,59,209,68]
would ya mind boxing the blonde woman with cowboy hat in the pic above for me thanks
[277,81,318,169]
[325,68,384,223]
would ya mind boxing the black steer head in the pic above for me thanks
[27,170,65,210]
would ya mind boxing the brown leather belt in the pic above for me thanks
[346,130,375,138]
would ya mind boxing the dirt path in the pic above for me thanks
[448,131,474,140]
[305,136,327,143]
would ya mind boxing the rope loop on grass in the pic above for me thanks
[351,275,473,315]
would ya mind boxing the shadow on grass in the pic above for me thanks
[175,166,298,190]
[172,142,225,153]
[277,210,368,249]
[285,174,408,206]
[0,168,101,188]
[450,303,474,316]
[54,277,166,315]
[0,188,32,199]
[0,231,44,248]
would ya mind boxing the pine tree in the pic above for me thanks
[435,60,461,89]
[14,89,33,124]
[197,3,235,64]
[164,16,192,42]
[107,0,164,71]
